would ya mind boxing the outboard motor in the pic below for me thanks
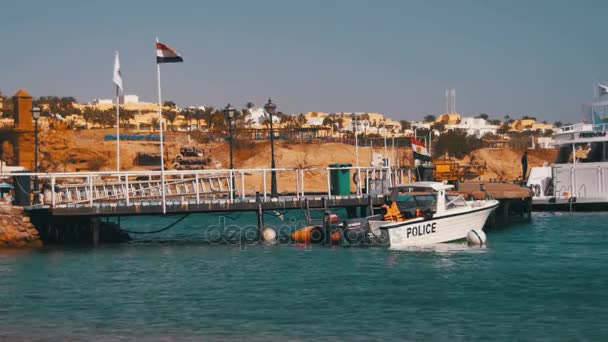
[342,214,388,246]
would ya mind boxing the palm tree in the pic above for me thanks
[164,109,178,131]
[120,109,136,130]
[192,108,204,130]
[296,113,307,128]
[245,101,255,110]
[322,116,334,135]
[82,106,96,129]
[181,108,194,131]
[149,117,159,132]
[203,106,215,129]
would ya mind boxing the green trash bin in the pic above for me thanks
[329,163,352,195]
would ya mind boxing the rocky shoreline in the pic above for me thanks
[0,204,42,248]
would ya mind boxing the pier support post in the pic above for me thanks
[321,197,332,245]
[256,203,264,240]
[526,198,533,221]
[91,217,100,247]
[502,201,510,226]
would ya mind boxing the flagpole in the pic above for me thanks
[116,85,120,172]
[157,61,166,214]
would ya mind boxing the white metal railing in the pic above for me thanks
[0,166,410,209]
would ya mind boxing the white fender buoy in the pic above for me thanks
[467,229,486,246]
[261,227,277,242]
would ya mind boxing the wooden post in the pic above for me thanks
[526,198,533,221]
[502,200,510,226]
[91,217,100,247]
[257,202,264,240]
[322,197,330,245]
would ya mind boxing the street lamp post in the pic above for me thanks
[223,103,236,194]
[351,113,359,166]
[31,107,41,204]
[264,98,278,197]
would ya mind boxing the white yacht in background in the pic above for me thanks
[527,113,608,211]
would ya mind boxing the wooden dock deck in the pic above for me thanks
[458,181,533,226]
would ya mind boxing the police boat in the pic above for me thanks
[342,182,499,248]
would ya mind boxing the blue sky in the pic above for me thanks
[1,0,607,122]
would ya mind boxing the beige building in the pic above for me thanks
[509,118,554,132]
[436,113,461,125]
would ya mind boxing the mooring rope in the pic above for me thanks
[120,214,190,234]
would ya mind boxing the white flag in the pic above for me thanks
[113,51,123,93]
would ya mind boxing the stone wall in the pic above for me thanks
[0,204,42,248]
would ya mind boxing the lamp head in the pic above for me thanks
[223,103,235,119]
[264,98,276,115]
[31,107,41,121]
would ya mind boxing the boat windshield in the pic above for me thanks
[445,194,468,209]
[395,193,436,218]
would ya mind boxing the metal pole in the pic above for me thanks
[228,117,235,195]
[269,112,277,197]
[116,86,121,172]
[392,137,395,169]
[354,118,359,166]
[33,118,39,204]
[295,169,299,199]
[241,171,245,199]
[229,170,234,202]
[195,173,200,204]
[125,173,129,206]
[383,127,388,162]
[263,169,267,201]
[300,169,305,197]
[156,62,166,214]
[326,168,331,198]
[89,175,93,207]
[51,176,55,207]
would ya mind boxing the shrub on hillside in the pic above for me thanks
[88,155,108,171]
[433,130,483,159]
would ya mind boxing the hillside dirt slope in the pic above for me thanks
[38,129,556,191]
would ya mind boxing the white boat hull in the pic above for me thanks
[376,202,499,248]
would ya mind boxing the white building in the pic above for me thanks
[306,116,325,126]
[91,98,113,105]
[445,117,498,138]
[245,107,280,126]
[536,136,555,149]
[119,94,139,104]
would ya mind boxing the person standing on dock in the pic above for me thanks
[521,151,528,181]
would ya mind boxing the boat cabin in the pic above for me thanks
[387,182,469,219]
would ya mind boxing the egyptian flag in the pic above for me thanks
[156,40,183,64]
[409,137,431,162]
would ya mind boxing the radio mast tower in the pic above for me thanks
[445,88,456,113]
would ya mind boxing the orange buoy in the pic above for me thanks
[291,226,341,244]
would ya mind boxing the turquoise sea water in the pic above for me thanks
[1,212,608,341]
